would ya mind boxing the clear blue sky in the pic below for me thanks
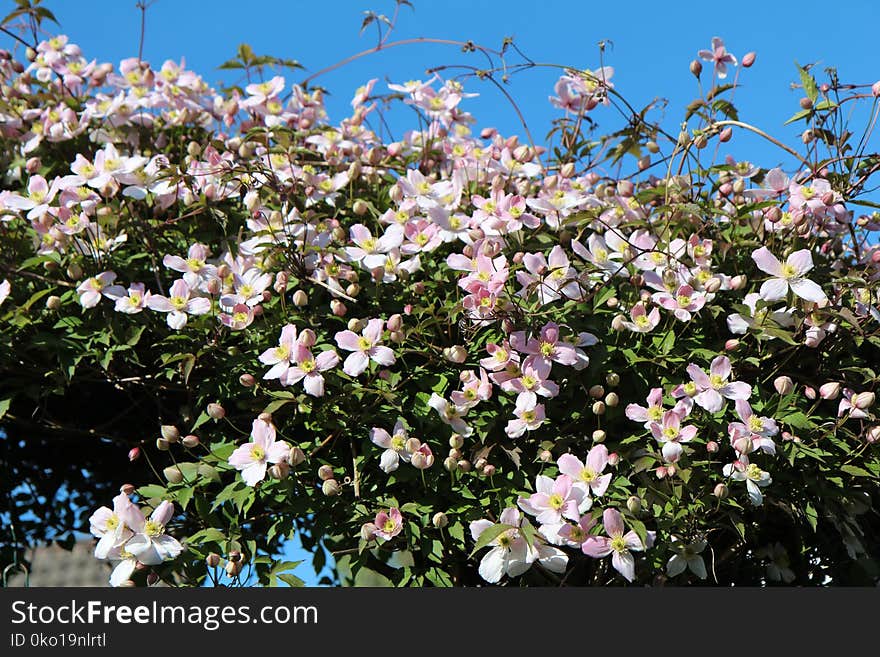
[7,0,880,584]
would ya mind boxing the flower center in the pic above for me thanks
[709,374,725,389]
[106,514,120,531]
[683,382,697,396]
[677,295,692,307]
[548,493,565,510]
[579,468,597,483]
[540,341,555,357]
[300,359,316,373]
[144,520,164,537]
[382,519,397,533]
[610,535,628,553]
[746,463,763,480]
[251,445,266,461]
[648,406,663,421]
[357,336,372,351]
[663,426,679,440]
[748,416,765,433]
[170,296,187,310]
[391,435,406,451]
[274,346,290,361]
[780,263,797,279]
[521,410,537,423]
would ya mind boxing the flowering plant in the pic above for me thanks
[1,1,879,587]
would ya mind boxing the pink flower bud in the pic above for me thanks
[292,290,308,306]
[733,435,753,455]
[854,392,875,410]
[269,462,290,479]
[706,441,719,454]
[690,59,703,77]
[704,277,722,293]
[873,81,880,98]
[330,300,347,317]
[387,313,403,332]
[321,479,340,496]
[819,382,841,400]
[804,386,817,400]
[25,156,41,174]
[288,446,305,466]
[206,279,221,296]
[128,447,141,462]
[656,467,667,480]
[774,376,794,395]
[318,465,334,481]
[206,553,221,568]
[724,339,740,351]
[607,452,620,466]
[730,274,747,290]
[207,403,226,419]
[239,373,255,387]
[161,425,180,442]
[482,464,496,477]
[742,52,756,67]
[182,434,200,448]
[713,483,729,498]
[298,328,317,347]
[443,345,468,363]
[866,426,880,443]
[719,127,733,143]
[120,483,135,495]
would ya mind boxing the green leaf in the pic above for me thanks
[840,465,874,478]
[138,484,167,499]
[796,62,818,103]
[0,398,10,420]
[804,502,818,531]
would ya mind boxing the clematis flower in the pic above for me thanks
[0,279,9,306]
[107,282,149,314]
[510,322,580,369]
[228,418,291,486]
[649,410,697,463]
[505,395,546,438]
[838,388,872,420]
[105,544,140,587]
[686,355,752,413]
[123,500,184,567]
[259,324,301,380]
[620,302,661,333]
[728,399,777,455]
[335,318,396,376]
[89,492,136,559]
[557,445,612,501]
[76,271,125,308]
[698,37,738,79]
[666,537,708,579]
[626,387,693,428]
[367,507,404,541]
[517,474,589,532]
[451,369,493,409]
[723,456,772,506]
[145,278,211,329]
[279,345,340,397]
[469,507,567,584]
[653,284,706,322]
[582,508,655,582]
[557,514,597,549]
[428,393,473,436]
[370,420,413,473]
[162,243,218,289]
[751,247,827,303]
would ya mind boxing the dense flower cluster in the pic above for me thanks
[2,18,879,587]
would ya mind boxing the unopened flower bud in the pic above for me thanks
[854,392,875,410]
[690,59,703,77]
[448,448,462,460]
[538,449,552,462]
[322,479,340,496]
[163,466,184,484]
[742,52,756,67]
[592,429,606,443]
[626,496,642,514]
[269,462,290,479]
[161,425,180,443]
[457,459,472,472]
[432,512,449,528]
[288,446,305,466]
[605,296,619,309]
[45,295,61,310]
[804,386,817,400]
[592,401,606,415]
[207,402,226,419]
[239,373,255,387]
[607,452,620,466]
[730,274,747,290]
[713,483,729,498]
[719,127,733,143]
[226,560,242,577]
[482,464,496,477]
[258,412,272,424]
[298,328,317,347]
[724,339,740,351]
[604,392,619,407]
[128,447,141,462]
[155,438,169,451]
[774,376,794,395]
[605,372,620,387]
[704,277,722,293]
[706,440,719,454]
[182,434,200,448]
[442,345,467,364]
[292,290,308,307]
[443,456,458,472]
[733,435,753,455]
[656,467,667,480]
[206,553,221,568]
[866,426,880,443]
[589,385,605,399]
[819,382,841,400]
[352,199,368,216]
[318,464,334,481]
[611,314,627,331]
[120,483,136,495]
[330,299,347,317]
[386,313,403,332]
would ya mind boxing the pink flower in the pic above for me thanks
[505,395,546,438]
[480,341,519,372]
[228,419,291,486]
[428,393,473,436]
[686,355,752,413]
[620,302,661,333]
[76,271,124,308]
[218,301,254,331]
[122,500,184,566]
[370,507,404,540]
[510,322,579,369]
[259,324,301,380]
[451,369,493,409]
[723,456,772,506]
[582,508,655,582]
[558,514,597,549]
[370,420,413,473]
[653,284,706,322]
[145,278,212,329]
[557,445,612,501]
[698,37,738,79]
[0,279,9,307]
[517,474,589,529]
[751,247,826,303]
[279,345,340,397]
[108,282,149,314]
[335,318,396,376]
[89,492,136,559]
[728,399,778,456]
[649,410,698,463]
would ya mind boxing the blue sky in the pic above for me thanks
[7,0,879,584]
